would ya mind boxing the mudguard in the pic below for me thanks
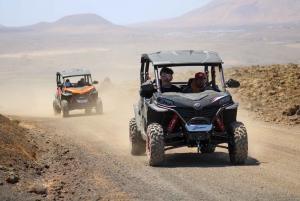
[148,103,168,112]
[225,102,239,110]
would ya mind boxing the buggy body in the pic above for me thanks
[53,69,103,117]
[129,50,248,166]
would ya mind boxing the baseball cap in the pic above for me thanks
[195,72,206,79]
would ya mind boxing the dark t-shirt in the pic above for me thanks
[140,84,181,98]
[160,85,181,93]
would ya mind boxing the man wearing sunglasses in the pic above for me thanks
[159,67,181,93]
[140,67,181,98]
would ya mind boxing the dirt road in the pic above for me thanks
[5,94,299,201]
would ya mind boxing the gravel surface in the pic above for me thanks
[1,95,300,200]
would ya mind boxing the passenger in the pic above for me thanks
[65,79,72,88]
[185,72,212,93]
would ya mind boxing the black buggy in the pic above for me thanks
[129,50,248,166]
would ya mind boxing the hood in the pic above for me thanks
[64,85,95,94]
[155,90,232,108]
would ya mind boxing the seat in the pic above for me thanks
[187,78,194,88]
[182,78,194,93]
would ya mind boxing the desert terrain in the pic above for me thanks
[1,0,300,200]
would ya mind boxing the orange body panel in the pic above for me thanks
[63,85,95,94]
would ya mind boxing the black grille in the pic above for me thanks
[188,118,210,125]
[73,93,90,100]
[174,108,195,122]
[202,107,219,120]
[174,107,218,123]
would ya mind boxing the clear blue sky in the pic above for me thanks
[0,0,212,27]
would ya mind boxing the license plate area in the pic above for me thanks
[77,99,88,103]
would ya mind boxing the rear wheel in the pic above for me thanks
[129,118,145,155]
[53,100,61,115]
[228,122,248,164]
[96,98,103,114]
[61,100,69,118]
[146,123,165,166]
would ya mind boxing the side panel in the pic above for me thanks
[148,103,168,112]
[133,103,142,132]
[223,103,238,131]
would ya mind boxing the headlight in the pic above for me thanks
[90,88,96,93]
[211,95,232,105]
[157,98,175,107]
[64,90,72,95]
[219,96,231,105]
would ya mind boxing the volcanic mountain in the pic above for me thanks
[129,0,300,28]
[1,14,132,35]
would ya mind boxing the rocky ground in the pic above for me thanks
[0,63,299,200]
[0,114,129,200]
[225,63,300,125]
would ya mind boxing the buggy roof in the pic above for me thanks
[57,69,91,78]
[141,50,223,66]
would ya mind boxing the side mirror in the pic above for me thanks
[93,80,99,84]
[226,79,240,88]
[141,81,154,91]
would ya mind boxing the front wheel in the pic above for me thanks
[228,122,248,164]
[53,100,61,115]
[146,123,165,166]
[129,118,145,155]
[61,100,69,118]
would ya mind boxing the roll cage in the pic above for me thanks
[140,59,227,93]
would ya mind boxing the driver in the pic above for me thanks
[159,67,181,93]
[185,72,212,93]
[140,67,181,98]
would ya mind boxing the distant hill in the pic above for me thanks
[0,14,133,35]
[31,13,113,29]
[53,13,113,27]
[129,0,300,28]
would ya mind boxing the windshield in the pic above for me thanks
[149,66,223,88]
[63,75,92,87]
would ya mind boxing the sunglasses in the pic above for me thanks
[161,74,172,80]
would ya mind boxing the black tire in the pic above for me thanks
[228,122,248,164]
[96,98,103,114]
[129,118,145,155]
[61,100,69,118]
[200,145,216,153]
[53,100,61,115]
[146,123,165,166]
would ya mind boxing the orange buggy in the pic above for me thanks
[53,69,103,117]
